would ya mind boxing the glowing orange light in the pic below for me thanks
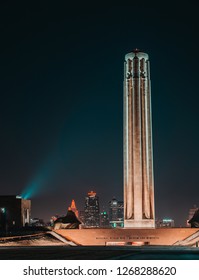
[88,191,96,196]
[68,199,79,217]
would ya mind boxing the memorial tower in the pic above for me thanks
[123,49,155,228]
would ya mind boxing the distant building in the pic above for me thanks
[0,195,31,230]
[68,199,79,218]
[156,218,175,228]
[30,217,45,227]
[100,211,110,228]
[109,198,124,228]
[79,210,85,224]
[84,191,100,228]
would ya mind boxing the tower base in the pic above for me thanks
[55,228,199,246]
[124,219,155,228]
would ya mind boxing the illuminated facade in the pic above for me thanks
[123,49,155,228]
[156,218,175,228]
[79,210,85,224]
[100,211,109,228]
[109,198,124,228]
[84,191,100,228]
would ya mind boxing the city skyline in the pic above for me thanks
[0,2,199,226]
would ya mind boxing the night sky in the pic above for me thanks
[0,2,198,226]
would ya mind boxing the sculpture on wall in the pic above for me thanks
[188,209,199,228]
[54,210,81,229]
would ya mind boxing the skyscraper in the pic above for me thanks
[68,199,79,218]
[123,49,155,228]
[109,197,124,228]
[84,191,100,227]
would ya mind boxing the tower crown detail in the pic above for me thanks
[125,51,148,60]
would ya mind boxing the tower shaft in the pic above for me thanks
[123,51,155,228]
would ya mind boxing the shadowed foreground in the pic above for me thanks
[1,246,199,260]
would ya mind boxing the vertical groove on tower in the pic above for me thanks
[123,61,127,220]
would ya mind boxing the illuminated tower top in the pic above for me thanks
[125,49,149,59]
[68,199,79,218]
[124,49,150,80]
[88,190,97,197]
